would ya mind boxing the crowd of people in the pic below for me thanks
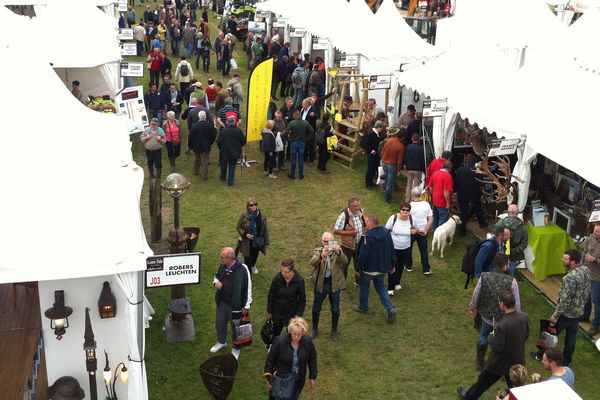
[123,4,600,399]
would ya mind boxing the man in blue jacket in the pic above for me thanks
[353,214,398,323]
[474,226,508,277]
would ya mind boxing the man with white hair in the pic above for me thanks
[189,110,217,180]
[494,204,528,276]
[308,232,348,341]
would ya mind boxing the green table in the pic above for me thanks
[527,223,576,281]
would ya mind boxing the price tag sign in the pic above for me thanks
[146,253,201,288]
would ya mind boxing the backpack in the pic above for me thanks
[461,240,486,289]
[315,125,328,145]
[309,70,321,86]
[342,208,366,231]
[225,110,238,123]
[180,62,189,77]
[292,70,303,86]
[390,213,414,230]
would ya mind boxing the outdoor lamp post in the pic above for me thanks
[83,307,98,400]
[103,350,128,400]
[98,281,117,318]
[44,290,73,340]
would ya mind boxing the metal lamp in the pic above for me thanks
[83,307,98,400]
[98,281,117,318]
[44,290,73,339]
[103,350,128,400]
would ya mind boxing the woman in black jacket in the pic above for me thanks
[264,317,317,400]
[315,113,334,174]
[262,120,278,179]
[267,259,306,338]
[236,196,269,274]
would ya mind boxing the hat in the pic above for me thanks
[226,116,236,126]
[48,376,85,400]
[407,104,416,112]
[387,128,400,137]
[193,82,203,88]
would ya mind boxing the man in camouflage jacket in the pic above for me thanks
[549,249,590,366]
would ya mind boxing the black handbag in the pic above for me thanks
[252,235,266,250]
[260,319,274,347]
[271,372,296,400]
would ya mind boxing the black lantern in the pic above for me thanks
[83,307,98,400]
[98,281,117,318]
[44,290,73,339]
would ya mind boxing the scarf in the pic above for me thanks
[247,210,259,235]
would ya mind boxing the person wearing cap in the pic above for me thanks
[360,120,385,190]
[189,81,207,106]
[395,104,416,129]
[379,127,405,203]
[226,74,244,111]
[216,115,246,186]
[140,118,167,179]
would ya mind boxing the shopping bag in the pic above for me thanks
[230,58,238,70]
[326,134,338,151]
[233,315,253,348]
[376,166,385,185]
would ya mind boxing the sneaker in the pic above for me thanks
[263,171,269,176]
[210,342,227,353]
[268,174,278,179]
[404,266,413,272]
[394,284,402,290]
[251,266,259,274]
[387,309,397,324]
[351,305,368,314]
[424,270,433,275]
[231,348,240,359]
[388,290,394,296]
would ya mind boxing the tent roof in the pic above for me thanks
[567,7,600,73]
[32,0,120,68]
[0,8,151,284]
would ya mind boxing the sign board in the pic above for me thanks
[118,0,127,12]
[120,62,145,77]
[273,18,286,28]
[248,21,266,33]
[289,27,305,37]
[339,54,359,68]
[118,28,134,41]
[422,99,447,117]
[487,138,520,157]
[589,200,600,223]
[312,37,329,50]
[146,253,201,288]
[369,75,392,90]
[255,10,270,18]
[115,85,149,134]
[120,42,137,56]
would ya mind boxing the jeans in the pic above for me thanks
[289,141,305,178]
[433,206,449,232]
[217,58,223,71]
[382,162,397,202]
[292,88,305,108]
[149,69,160,87]
[388,248,410,290]
[407,234,431,272]
[171,38,180,56]
[554,315,579,366]
[184,42,193,57]
[312,278,341,314]
[201,52,210,72]
[591,280,600,328]
[220,158,238,186]
[478,319,494,347]
[358,273,395,313]
[365,153,380,188]
[222,58,231,76]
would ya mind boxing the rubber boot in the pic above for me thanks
[310,312,319,339]
[476,344,487,372]
[331,312,340,342]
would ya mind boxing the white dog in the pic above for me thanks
[430,215,462,258]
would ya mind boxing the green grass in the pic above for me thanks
[129,4,600,400]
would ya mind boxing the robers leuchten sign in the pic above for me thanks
[146,253,201,288]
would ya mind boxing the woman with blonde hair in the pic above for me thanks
[262,120,278,179]
[236,197,270,274]
[264,316,317,400]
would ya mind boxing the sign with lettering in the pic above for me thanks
[248,21,266,33]
[312,37,329,50]
[422,99,447,117]
[146,253,201,288]
[118,28,134,41]
[369,75,391,90]
[289,27,305,37]
[120,42,137,56]
[120,62,144,77]
[339,54,359,68]
[487,138,520,157]
[115,85,149,134]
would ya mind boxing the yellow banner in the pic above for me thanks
[246,58,273,142]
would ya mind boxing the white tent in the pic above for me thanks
[0,6,152,400]
[31,0,122,97]
[567,7,600,73]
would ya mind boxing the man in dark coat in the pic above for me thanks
[455,154,487,236]
[267,259,306,338]
[361,121,385,190]
[189,110,216,180]
[457,290,529,400]
[217,116,246,186]
[301,98,320,164]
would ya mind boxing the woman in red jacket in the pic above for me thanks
[163,111,181,171]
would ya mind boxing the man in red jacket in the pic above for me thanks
[428,159,453,232]
[425,150,452,188]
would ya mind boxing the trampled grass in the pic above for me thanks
[130,4,600,399]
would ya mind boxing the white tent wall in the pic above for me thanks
[40,275,131,400]
[54,62,121,99]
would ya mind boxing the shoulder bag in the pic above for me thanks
[271,372,296,400]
